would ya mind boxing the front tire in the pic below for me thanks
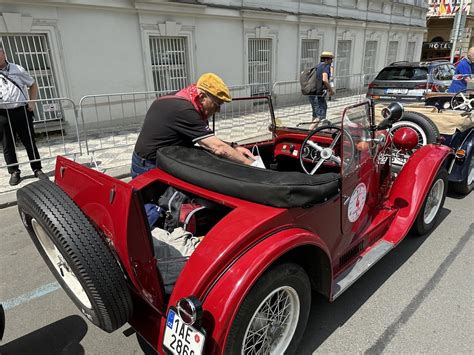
[17,180,133,332]
[411,168,448,236]
[224,263,311,355]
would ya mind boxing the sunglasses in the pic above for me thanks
[205,93,223,109]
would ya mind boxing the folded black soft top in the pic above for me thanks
[156,146,340,208]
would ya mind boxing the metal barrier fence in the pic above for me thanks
[0,98,81,174]
[0,75,377,175]
[78,90,171,168]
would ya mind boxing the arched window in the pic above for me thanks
[431,36,444,42]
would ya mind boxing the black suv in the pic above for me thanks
[366,61,455,102]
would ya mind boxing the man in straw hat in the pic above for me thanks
[309,51,335,129]
[132,73,255,178]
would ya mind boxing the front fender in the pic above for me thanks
[200,228,331,354]
[448,129,473,183]
[384,144,452,244]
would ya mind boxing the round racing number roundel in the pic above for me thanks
[348,183,367,223]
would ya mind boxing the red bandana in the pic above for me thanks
[175,84,207,119]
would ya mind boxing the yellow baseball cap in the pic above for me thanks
[197,73,232,102]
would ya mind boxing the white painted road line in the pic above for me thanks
[1,282,60,310]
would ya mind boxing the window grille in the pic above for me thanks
[248,38,272,96]
[387,41,399,65]
[336,40,351,90]
[149,36,190,92]
[0,34,61,122]
[363,41,377,84]
[406,42,416,62]
[300,39,320,73]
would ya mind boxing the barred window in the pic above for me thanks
[0,34,61,121]
[387,41,399,65]
[406,42,416,62]
[149,36,190,92]
[363,41,377,84]
[336,40,351,90]
[248,38,272,95]
[300,39,320,72]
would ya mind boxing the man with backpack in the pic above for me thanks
[306,51,335,128]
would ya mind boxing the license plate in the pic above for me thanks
[385,88,408,95]
[163,308,205,355]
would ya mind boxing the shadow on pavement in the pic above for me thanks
[0,315,87,355]
[297,208,451,354]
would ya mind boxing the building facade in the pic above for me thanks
[422,0,473,60]
[0,0,427,123]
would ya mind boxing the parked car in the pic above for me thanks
[379,91,473,195]
[367,60,455,103]
[17,97,452,355]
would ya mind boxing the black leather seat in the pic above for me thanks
[156,146,340,208]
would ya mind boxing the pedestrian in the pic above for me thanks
[132,73,255,226]
[0,48,48,186]
[447,47,473,93]
[308,51,335,129]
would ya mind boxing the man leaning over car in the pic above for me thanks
[132,73,255,178]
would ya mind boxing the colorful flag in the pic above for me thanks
[446,0,452,14]
[439,0,446,15]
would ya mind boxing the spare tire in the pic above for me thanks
[17,180,133,333]
[391,111,440,146]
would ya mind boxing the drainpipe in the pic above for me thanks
[450,0,464,63]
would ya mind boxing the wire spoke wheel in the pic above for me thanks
[423,178,444,225]
[225,263,311,355]
[242,286,300,354]
[412,168,448,236]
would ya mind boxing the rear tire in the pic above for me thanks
[17,179,133,332]
[224,263,311,355]
[411,168,448,236]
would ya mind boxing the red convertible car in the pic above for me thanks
[17,97,451,354]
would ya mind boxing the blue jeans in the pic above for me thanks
[131,152,163,227]
[308,95,328,120]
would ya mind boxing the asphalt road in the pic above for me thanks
[1,192,473,355]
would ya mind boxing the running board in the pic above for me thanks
[331,240,394,301]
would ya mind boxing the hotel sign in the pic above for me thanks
[422,41,453,50]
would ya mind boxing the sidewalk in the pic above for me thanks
[0,96,361,209]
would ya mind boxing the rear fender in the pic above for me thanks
[384,144,452,243]
[198,228,331,354]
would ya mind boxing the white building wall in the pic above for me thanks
[0,0,428,125]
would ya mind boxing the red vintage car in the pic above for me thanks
[17,98,451,354]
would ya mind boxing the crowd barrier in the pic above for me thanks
[0,74,377,172]
[0,98,81,172]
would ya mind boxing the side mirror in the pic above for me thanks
[377,102,404,130]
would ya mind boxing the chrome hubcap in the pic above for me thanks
[31,219,92,309]
[423,179,444,225]
[242,286,300,354]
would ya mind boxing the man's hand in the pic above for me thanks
[27,102,35,112]
[235,146,256,161]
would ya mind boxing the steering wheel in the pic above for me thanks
[299,125,354,175]
[451,90,474,112]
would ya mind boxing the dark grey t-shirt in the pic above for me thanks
[134,97,213,161]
